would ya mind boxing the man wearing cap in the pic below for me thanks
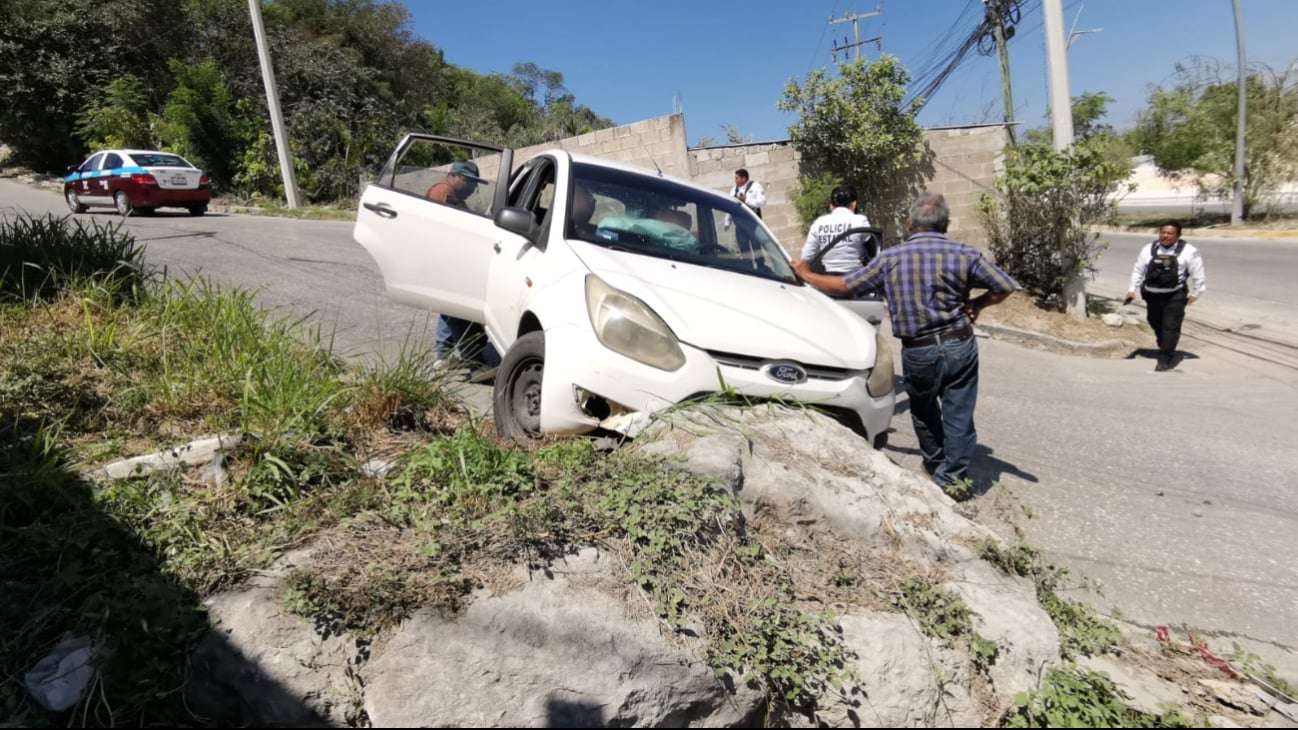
[425,160,486,208]
[426,159,499,376]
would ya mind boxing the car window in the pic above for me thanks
[79,154,104,173]
[131,153,193,168]
[510,158,557,228]
[568,163,796,284]
[102,153,123,170]
[389,138,497,218]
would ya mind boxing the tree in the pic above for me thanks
[978,142,1128,311]
[1128,59,1298,218]
[1024,91,1134,176]
[76,76,158,151]
[779,55,930,236]
[158,60,245,188]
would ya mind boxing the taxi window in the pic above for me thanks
[103,153,123,170]
[79,154,104,173]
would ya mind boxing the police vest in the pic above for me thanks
[1143,240,1185,293]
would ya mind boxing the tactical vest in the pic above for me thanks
[1143,240,1185,293]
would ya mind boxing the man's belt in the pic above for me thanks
[901,322,974,349]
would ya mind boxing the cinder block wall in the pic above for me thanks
[687,141,805,252]
[918,124,1008,247]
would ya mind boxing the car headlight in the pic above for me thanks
[867,328,894,397]
[585,275,686,371]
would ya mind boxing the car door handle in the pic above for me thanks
[363,202,397,219]
[493,241,502,254]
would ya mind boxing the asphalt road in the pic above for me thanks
[4,178,1296,669]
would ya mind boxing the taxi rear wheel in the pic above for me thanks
[113,191,132,216]
[65,189,86,214]
[188,204,207,217]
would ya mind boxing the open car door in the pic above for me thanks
[353,134,513,322]
[808,226,888,325]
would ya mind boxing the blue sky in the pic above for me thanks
[410,0,1298,146]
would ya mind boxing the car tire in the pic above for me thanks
[113,191,132,216]
[493,331,546,443]
[188,204,207,217]
[65,189,87,214]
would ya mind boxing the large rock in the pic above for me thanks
[364,548,764,727]
[188,548,361,726]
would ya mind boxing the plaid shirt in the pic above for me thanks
[845,232,1019,339]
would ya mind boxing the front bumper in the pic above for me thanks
[538,322,894,444]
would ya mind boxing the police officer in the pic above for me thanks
[1124,221,1207,372]
[800,184,875,274]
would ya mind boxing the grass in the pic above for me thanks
[0,212,879,723]
[218,199,357,221]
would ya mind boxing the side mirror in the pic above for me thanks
[66,165,79,174]
[494,206,540,243]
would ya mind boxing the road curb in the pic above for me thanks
[975,322,1129,355]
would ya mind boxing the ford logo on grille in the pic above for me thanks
[761,361,808,385]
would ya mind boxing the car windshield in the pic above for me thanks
[566,163,798,285]
[131,153,195,168]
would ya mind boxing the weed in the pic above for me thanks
[1004,663,1196,728]
[890,578,999,673]
[1227,642,1298,702]
[978,540,1121,658]
[0,214,154,302]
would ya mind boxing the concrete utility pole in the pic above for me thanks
[830,5,882,62]
[1041,0,1074,151]
[248,0,300,209]
[984,0,1017,145]
[1231,0,1247,224]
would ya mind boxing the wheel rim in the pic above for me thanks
[508,358,544,435]
[65,190,80,210]
[114,192,129,215]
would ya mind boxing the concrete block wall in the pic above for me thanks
[917,125,1008,247]
[687,142,805,252]
[515,114,692,180]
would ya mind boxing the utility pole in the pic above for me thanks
[984,0,1017,144]
[248,0,300,209]
[1230,0,1247,224]
[830,5,882,62]
[1041,0,1074,152]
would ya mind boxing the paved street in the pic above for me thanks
[4,177,1296,668]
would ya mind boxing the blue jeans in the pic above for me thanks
[435,316,501,367]
[901,335,979,486]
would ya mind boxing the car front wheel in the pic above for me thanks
[493,331,546,443]
[113,191,132,216]
[188,204,207,216]
[65,189,86,214]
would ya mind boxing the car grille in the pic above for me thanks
[705,350,864,381]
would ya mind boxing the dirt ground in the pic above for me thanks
[977,292,1150,355]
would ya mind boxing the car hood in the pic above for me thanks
[569,242,876,369]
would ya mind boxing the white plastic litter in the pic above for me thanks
[23,635,94,712]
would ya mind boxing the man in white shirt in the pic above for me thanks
[724,168,765,230]
[800,184,874,274]
[1124,221,1207,372]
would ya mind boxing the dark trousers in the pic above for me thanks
[1142,288,1188,366]
[902,335,980,487]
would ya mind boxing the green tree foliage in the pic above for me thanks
[779,55,931,238]
[76,77,158,152]
[158,61,244,188]
[0,0,612,204]
[1024,91,1135,176]
[0,0,188,168]
[978,141,1128,310]
[1128,60,1298,218]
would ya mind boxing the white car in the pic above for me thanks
[354,134,894,446]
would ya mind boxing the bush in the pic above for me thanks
[0,214,153,302]
[978,142,1128,311]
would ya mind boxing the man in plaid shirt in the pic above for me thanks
[794,192,1019,492]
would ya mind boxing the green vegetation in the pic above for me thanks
[978,540,1121,659]
[890,578,998,673]
[780,54,930,238]
[0,213,858,722]
[1004,663,1195,728]
[1128,59,1298,219]
[0,0,612,202]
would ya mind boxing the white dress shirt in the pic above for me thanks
[1129,239,1207,296]
[801,207,873,273]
